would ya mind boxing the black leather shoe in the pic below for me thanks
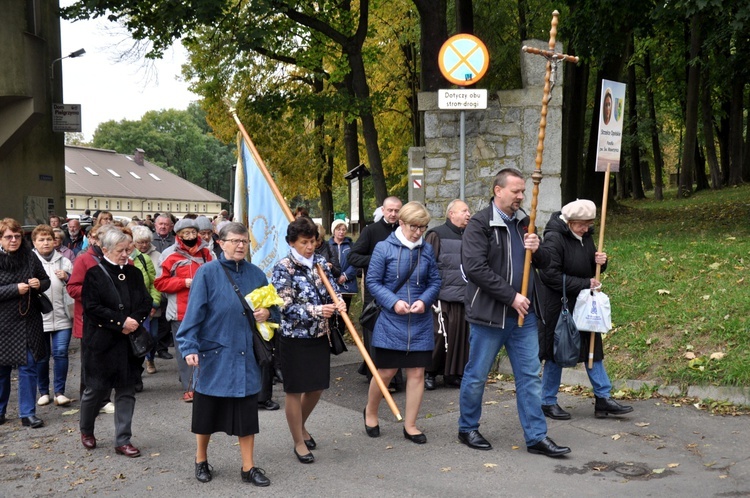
[195,460,213,483]
[595,397,634,418]
[458,430,492,450]
[304,435,317,450]
[445,375,462,387]
[294,448,315,464]
[258,399,280,411]
[156,350,173,360]
[403,428,427,444]
[0,414,6,425]
[21,415,44,428]
[363,408,380,438]
[241,466,270,487]
[527,437,571,457]
[424,373,436,391]
[542,403,572,420]
[135,382,144,393]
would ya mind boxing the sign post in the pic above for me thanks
[437,34,490,201]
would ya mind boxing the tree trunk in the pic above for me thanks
[644,50,664,200]
[455,0,473,34]
[400,34,421,146]
[678,14,701,198]
[640,158,653,191]
[347,51,388,205]
[700,64,722,189]
[413,0,448,92]
[694,141,709,191]
[718,98,730,183]
[517,0,529,42]
[627,33,644,199]
[745,86,750,182]
[342,74,361,171]
[313,72,334,229]
[561,59,589,203]
[728,76,744,185]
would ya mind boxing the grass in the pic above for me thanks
[600,184,750,388]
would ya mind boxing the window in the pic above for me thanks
[93,200,98,209]
[64,166,76,174]
[104,200,110,209]
[69,198,75,209]
[166,203,171,211]
[157,202,161,211]
[147,202,152,211]
[115,201,121,210]
[194,204,198,212]
[203,204,207,212]
[129,172,141,179]
[107,169,121,178]
[126,201,132,210]
[175,203,180,212]
[149,173,161,181]
[84,167,99,176]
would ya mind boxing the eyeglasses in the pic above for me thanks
[2,234,22,241]
[223,239,250,246]
[408,225,428,233]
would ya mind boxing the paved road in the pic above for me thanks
[1,347,748,497]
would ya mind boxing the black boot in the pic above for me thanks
[424,373,436,391]
[595,397,634,418]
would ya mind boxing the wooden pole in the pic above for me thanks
[588,164,611,368]
[229,106,402,421]
[518,10,578,326]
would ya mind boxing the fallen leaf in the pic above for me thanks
[646,338,652,345]
[484,401,498,405]
[668,463,679,468]
[657,289,671,295]
[440,467,451,472]
[710,352,725,360]
[150,453,160,457]
[511,445,520,450]
[62,409,79,416]
[385,445,393,450]
[719,475,728,479]
[708,263,721,270]
[593,465,608,471]
[652,468,665,474]
[702,295,711,300]
[673,403,682,407]
[634,422,650,427]
[484,463,498,468]
[684,352,696,359]
[611,434,621,440]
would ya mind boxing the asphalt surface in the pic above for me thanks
[1,345,748,497]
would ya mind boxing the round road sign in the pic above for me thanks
[439,34,490,86]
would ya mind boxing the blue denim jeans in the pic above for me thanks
[458,314,547,446]
[541,359,613,405]
[37,329,72,396]
[0,349,39,418]
[144,317,158,361]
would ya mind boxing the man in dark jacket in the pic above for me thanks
[424,199,471,390]
[457,168,571,458]
[348,196,401,381]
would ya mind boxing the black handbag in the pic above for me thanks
[358,253,420,331]
[129,325,155,358]
[220,265,274,368]
[36,292,54,314]
[553,274,581,368]
[96,264,153,357]
[328,315,348,355]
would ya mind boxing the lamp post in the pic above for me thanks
[50,48,86,80]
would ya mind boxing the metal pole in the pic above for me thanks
[460,110,466,200]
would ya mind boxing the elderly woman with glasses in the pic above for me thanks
[175,222,275,486]
[363,201,441,444]
[537,199,633,421]
[0,218,51,428]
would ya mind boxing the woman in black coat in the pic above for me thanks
[0,218,50,428]
[537,200,632,420]
[79,227,151,457]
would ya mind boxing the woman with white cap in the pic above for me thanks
[537,199,633,420]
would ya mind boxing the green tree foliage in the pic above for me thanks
[91,105,235,203]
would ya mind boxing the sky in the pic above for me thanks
[60,15,199,140]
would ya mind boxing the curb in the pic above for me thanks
[497,358,750,407]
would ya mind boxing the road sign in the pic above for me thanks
[438,34,489,86]
[413,179,422,189]
[52,103,82,132]
[438,89,488,110]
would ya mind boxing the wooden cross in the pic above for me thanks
[518,10,579,326]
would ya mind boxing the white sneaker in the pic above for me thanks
[99,402,115,414]
[37,394,51,406]
[54,394,72,406]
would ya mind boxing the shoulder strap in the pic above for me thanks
[392,248,421,294]
[136,254,147,268]
[219,263,257,330]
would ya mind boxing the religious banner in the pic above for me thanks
[595,79,626,172]
[233,134,289,278]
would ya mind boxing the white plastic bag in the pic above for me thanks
[572,288,611,333]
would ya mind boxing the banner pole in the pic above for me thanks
[589,163,611,368]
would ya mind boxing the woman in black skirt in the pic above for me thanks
[364,202,441,443]
[176,222,276,487]
[271,217,345,464]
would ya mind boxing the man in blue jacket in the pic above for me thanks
[457,168,571,458]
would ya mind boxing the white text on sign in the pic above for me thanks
[438,89,488,110]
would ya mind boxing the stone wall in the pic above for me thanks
[409,40,564,229]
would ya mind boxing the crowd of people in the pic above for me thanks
[0,169,634,487]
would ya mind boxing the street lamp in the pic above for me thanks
[50,48,86,79]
